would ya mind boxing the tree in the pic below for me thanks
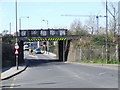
[108,2,118,37]
[67,30,73,35]
[2,35,16,68]
[91,34,114,46]
[103,1,118,36]
[2,30,8,36]
[70,19,82,32]
[84,16,96,34]
[70,19,89,35]
[75,30,88,36]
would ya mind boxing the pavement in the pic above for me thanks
[1,62,29,81]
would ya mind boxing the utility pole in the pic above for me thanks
[105,0,109,64]
[118,1,120,63]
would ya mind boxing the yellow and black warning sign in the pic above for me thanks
[28,38,67,41]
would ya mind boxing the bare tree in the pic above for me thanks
[2,30,8,36]
[84,16,96,34]
[70,19,89,35]
[109,2,118,37]
[103,1,118,37]
[70,19,82,33]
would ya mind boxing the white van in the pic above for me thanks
[24,45,29,51]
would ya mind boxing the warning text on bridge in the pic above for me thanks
[20,29,67,37]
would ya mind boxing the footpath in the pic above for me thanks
[1,62,29,81]
[43,51,56,57]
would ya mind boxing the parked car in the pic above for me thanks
[33,48,41,54]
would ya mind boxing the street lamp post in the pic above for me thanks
[9,22,11,35]
[15,0,18,70]
[19,16,29,30]
[42,19,49,54]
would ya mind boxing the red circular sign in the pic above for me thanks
[15,45,19,49]
[15,43,19,49]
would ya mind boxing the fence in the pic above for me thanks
[68,39,118,63]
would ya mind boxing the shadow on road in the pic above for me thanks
[25,59,63,67]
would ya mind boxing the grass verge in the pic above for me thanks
[70,59,120,64]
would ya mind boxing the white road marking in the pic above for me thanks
[74,75,82,79]
[98,72,107,76]
[47,69,52,70]
[10,78,16,88]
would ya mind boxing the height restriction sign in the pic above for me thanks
[15,43,19,50]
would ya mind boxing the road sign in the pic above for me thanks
[15,43,19,50]
[15,50,19,54]
[19,29,67,37]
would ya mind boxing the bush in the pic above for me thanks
[91,35,115,46]
[2,35,16,68]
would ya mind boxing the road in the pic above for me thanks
[1,51,118,88]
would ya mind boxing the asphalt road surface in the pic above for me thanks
[1,51,118,88]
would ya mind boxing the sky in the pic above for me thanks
[0,0,119,34]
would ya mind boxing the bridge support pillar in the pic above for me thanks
[58,41,64,62]
[58,40,71,62]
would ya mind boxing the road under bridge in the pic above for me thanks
[17,29,83,64]
[18,35,82,63]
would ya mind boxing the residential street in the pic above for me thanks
[1,51,118,88]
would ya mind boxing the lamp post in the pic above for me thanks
[9,22,11,35]
[15,0,18,70]
[19,16,29,30]
[42,19,49,54]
